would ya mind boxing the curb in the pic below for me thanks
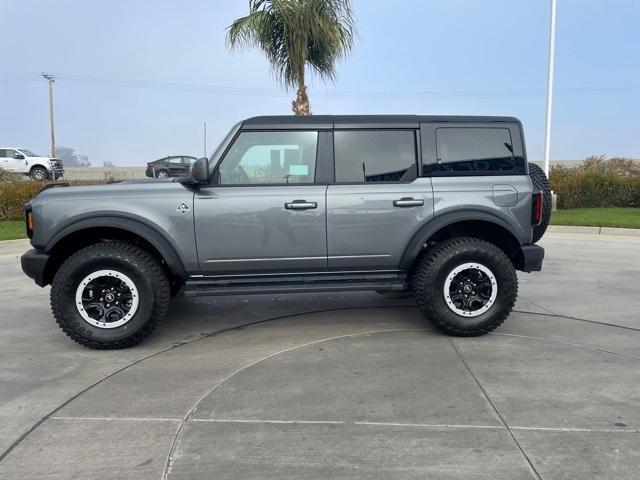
[547,225,640,236]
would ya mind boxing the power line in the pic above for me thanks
[2,72,638,100]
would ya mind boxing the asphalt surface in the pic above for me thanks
[0,232,639,479]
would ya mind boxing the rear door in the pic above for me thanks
[195,129,329,274]
[326,127,434,269]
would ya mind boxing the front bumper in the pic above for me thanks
[49,167,65,179]
[520,244,545,272]
[21,249,50,287]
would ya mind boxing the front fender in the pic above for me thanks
[43,215,187,277]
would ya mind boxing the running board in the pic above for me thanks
[180,273,408,297]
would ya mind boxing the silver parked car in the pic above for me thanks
[21,115,550,348]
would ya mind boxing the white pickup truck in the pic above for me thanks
[0,148,64,180]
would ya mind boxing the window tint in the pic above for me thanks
[167,157,183,164]
[219,131,317,185]
[425,127,525,175]
[334,130,417,183]
[0,150,6,158]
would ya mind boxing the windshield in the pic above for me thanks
[18,149,39,157]
[209,122,242,173]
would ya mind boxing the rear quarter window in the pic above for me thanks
[424,127,525,176]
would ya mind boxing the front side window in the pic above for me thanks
[18,149,38,157]
[219,131,318,185]
[334,130,417,183]
[425,127,524,175]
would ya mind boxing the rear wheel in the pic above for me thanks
[50,242,170,349]
[529,163,552,242]
[412,237,518,336]
[156,169,169,178]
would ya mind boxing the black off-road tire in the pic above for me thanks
[30,166,49,181]
[529,163,552,243]
[50,242,170,349]
[412,237,518,336]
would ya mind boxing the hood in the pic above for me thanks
[32,177,184,202]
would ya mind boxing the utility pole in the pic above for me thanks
[543,0,557,177]
[203,122,207,158]
[41,73,56,158]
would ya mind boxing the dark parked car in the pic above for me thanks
[145,156,196,178]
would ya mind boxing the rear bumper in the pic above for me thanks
[21,249,50,287]
[520,244,544,272]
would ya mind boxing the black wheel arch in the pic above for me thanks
[400,212,526,271]
[40,216,187,286]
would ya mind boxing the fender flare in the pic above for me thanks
[44,215,187,277]
[398,210,523,270]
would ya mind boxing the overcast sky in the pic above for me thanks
[1,0,638,166]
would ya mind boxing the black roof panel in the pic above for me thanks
[242,115,521,129]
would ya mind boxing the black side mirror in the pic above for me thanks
[191,157,210,183]
[13,153,25,159]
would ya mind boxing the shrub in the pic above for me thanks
[0,167,22,183]
[550,167,640,209]
[580,155,640,176]
[0,178,108,221]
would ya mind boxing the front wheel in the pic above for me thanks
[50,242,170,349]
[412,237,518,336]
[30,166,49,181]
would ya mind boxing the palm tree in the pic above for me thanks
[227,0,355,115]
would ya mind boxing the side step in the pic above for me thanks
[180,273,408,297]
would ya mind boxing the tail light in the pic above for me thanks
[25,204,34,238]
[532,191,543,225]
[146,162,153,168]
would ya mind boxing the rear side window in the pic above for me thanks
[334,130,417,183]
[425,127,525,176]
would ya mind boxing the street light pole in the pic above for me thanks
[41,73,56,159]
[543,0,557,177]
[203,122,207,157]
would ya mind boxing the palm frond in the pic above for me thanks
[226,0,356,89]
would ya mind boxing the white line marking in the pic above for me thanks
[191,419,346,425]
[51,416,181,422]
[187,419,640,434]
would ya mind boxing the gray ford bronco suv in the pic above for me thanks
[21,115,550,349]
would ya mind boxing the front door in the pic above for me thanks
[327,129,434,269]
[0,149,24,172]
[195,130,327,274]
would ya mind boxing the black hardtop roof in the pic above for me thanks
[242,115,521,129]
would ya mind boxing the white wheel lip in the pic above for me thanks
[443,262,498,318]
[75,269,139,329]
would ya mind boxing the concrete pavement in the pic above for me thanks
[0,232,639,479]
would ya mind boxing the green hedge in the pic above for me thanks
[550,169,640,209]
[0,178,105,221]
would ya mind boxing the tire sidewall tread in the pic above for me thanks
[50,241,170,349]
[412,237,518,337]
